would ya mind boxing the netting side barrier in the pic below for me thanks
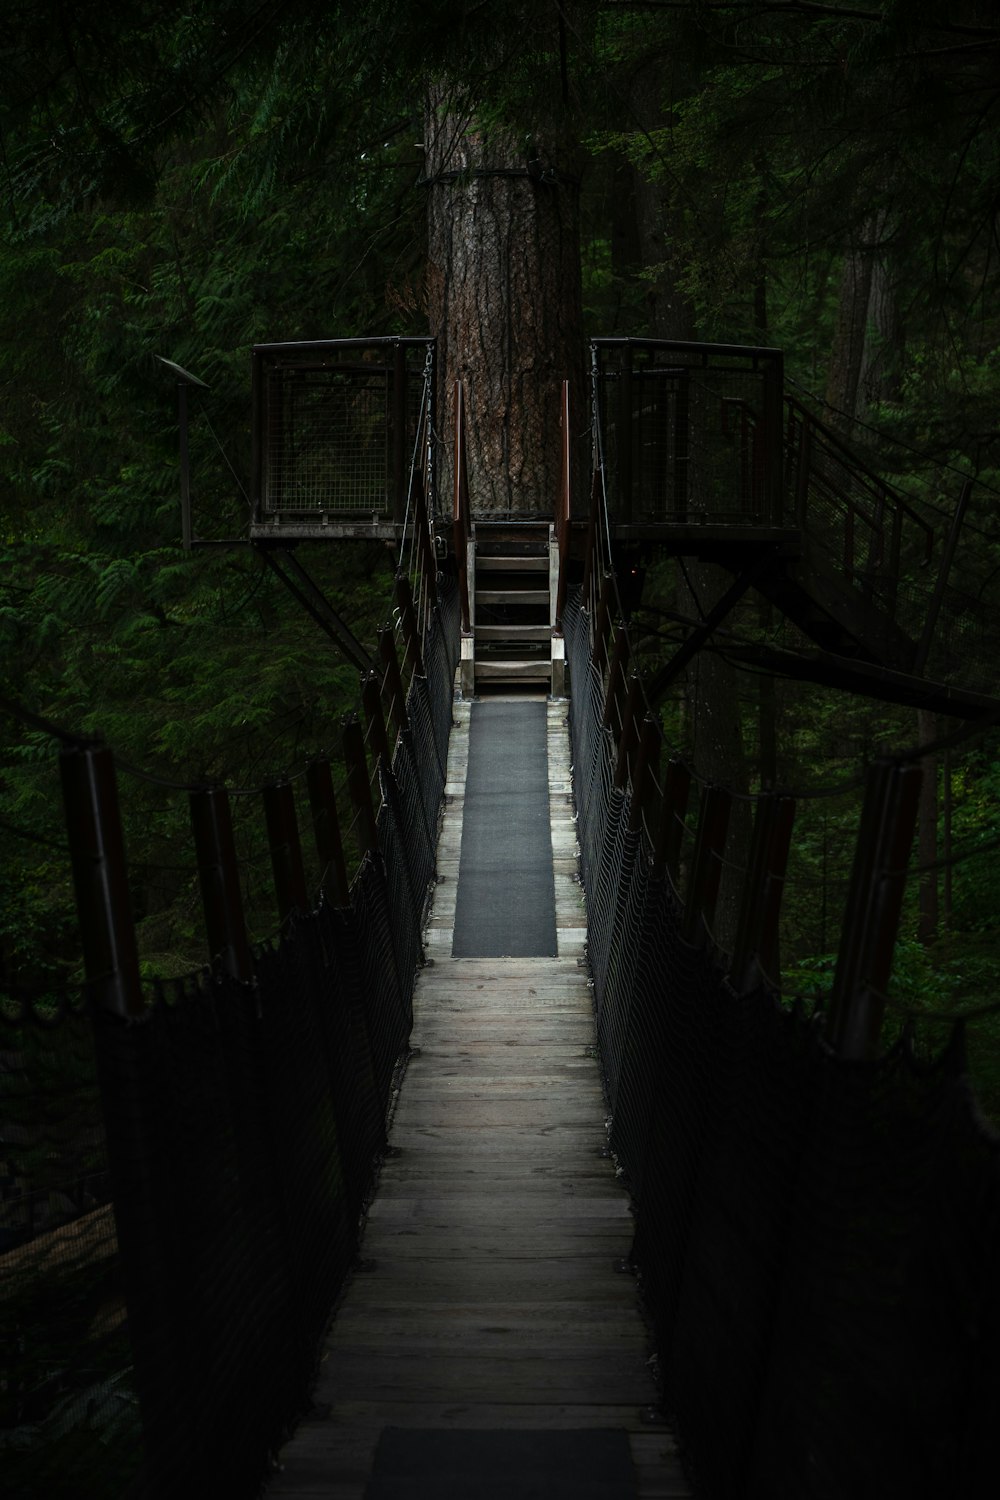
[566,590,1000,1500]
[1,579,458,1499]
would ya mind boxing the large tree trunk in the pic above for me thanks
[826,209,901,432]
[424,88,584,517]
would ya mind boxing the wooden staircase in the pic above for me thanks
[470,522,554,693]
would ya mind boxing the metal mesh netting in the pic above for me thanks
[565,590,1000,1500]
[2,575,458,1498]
[267,368,389,512]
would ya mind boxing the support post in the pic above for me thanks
[343,716,379,860]
[395,571,425,678]
[411,466,439,612]
[361,670,391,770]
[263,781,309,926]
[593,573,614,677]
[628,716,662,836]
[378,625,410,737]
[190,784,253,982]
[729,793,796,992]
[614,676,644,791]
[59,742,144,1017]
[618,344,633,524]
[392,341,407,525]
[581,466,601,613]
[306,757,351,908]
[682,784,732,945]
[827,758,922,1060]
[652,756,692,887]
[602,624,631,733]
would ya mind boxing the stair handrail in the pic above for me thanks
[453,379,473,633]
[784,395,935,618]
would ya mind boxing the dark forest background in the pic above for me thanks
[2,1,1000,1103]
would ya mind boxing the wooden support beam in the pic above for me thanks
[378,624,410,738]
[614,676,643,791]
[361,670,391,770]
[59,742,144,1017]
[343,716,379,861]
[306,757,351,908]
[411,466,438,612]
[682,783,732,945]
[395,570,424,678]
[827,758,922,1060]
[729,793,795,993]
[593,573,614,678]
[652,756,692,887]
[628,715,662,836]
[646,555,773,705]
[263,780,309,925]
[190,784,253,982]
[602,624,631,732]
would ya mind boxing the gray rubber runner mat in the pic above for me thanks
[365,1427,638,1498]
[451,701,558,957]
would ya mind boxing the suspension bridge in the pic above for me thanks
[2,338,999,1499]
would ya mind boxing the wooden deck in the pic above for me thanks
[266,696,690,1498]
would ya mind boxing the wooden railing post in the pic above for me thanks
[343,715,379,861]
[411,466,438,612]
[378,624,410,738]
[729,793,796,993]
[628,715,662,836]
[602,624,631,731]
[593,572,614,677]
[682,783,732,945]
[827,758,922,1060]
[190,784,253,982]
[306,757,351,908]
[395,570,424,678]
[614,675,643,791]
[652,756,692,887]
[59,742,144,1017]
[361,670,391,770]
[263,780,309,926]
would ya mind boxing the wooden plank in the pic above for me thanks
[265,685,688,1500]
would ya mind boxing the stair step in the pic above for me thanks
[475,658,551,678]
[476,588,549,607]
[475,624,551,641]
[476,555,548,572]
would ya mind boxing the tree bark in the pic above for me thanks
[424,86,584,517]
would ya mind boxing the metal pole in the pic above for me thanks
[306,757,351,908]
[263,781,309,925]
[59,742,144,1017]
[190,785,253,982]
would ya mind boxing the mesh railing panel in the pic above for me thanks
[3,569,458,1497]
[566,589,1000,1500]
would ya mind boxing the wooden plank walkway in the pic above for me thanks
[266,696,689,1498]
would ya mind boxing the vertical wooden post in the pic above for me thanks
[581,465,601,613]
[395,570,425,677]
[391,341,407,524]
[652,757,692,887]
[618,343,633,524]
[827,758,922,1060]
[263,781,309,926]
[190,784,253,982]
[682,783,732,945]
[59,742,144,1017]
[343,716,378,860]
[628,716,662,836]
[411,466,438,612]
[614,676,643,791]
[729,793,796,993]
[602,624,631,731]
[306,757,351,908]
[593,573,614,677]
[361,670,391,770]
[378,625,410,737]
